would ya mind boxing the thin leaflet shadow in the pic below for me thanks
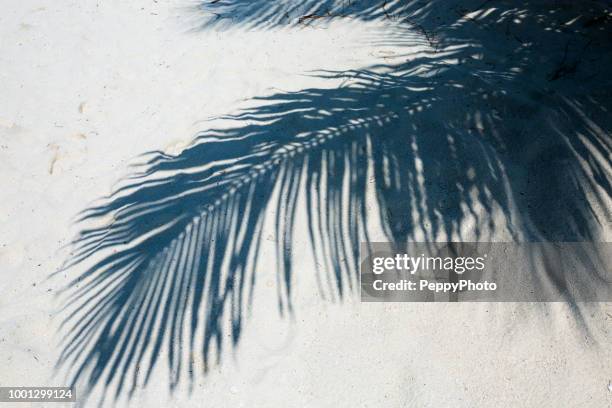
[57,0,611,403]
[192,0,429,30]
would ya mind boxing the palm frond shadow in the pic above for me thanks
[58,0,611,402]
[58,67,499,401]
[193,0,428,30]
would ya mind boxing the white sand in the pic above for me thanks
[1,0,611,406]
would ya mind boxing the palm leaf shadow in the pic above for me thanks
[193,0,429,30]
[58,59,511,400]
[57,0,612,402]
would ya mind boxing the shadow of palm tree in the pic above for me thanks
[57,0,611,402]
[193,0,426,30]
